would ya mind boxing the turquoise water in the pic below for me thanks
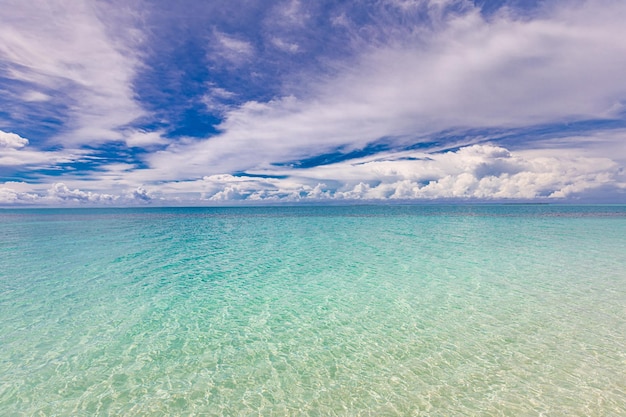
[1,205,625,416]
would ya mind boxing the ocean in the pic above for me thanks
[1,205,625,415]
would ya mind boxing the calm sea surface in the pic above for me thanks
[1,205,625,416]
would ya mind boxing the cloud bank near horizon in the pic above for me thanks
[3,143,624,205]
[1,0,626,205]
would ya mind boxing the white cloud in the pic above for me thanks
[193,144,625,202]
[124,130,168,148]
[271,37,300,53]
[0,181,156,205]
[0,0,145,146]
[385,0,468,16]
[202,86,237,113]
[47,183,119,203]
[0,130,88,167]
[209,87,236,99]
[273,0,309,26]
[129,186,152,201]
[2,142,623,205]
[212,30,254,64]
[0,182,40,204]
[512,129,626,164]
[0,130,28,149]
[21,91,51,102]
[2,0,625,204]
[143,0,626,183]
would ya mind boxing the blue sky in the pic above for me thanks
[1,0,625,205]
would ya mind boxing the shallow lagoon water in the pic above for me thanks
[1,205,625,415]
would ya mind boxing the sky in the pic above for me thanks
[1,0,625,205]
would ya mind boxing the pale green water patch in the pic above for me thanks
[1,206,625,415]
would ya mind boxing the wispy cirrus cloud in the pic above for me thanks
[271,37,300,53]
[0,0,146,146]
[1,0,625,205]
[211,30,255,65]
[143,0,626,184]
[0,129,86,168]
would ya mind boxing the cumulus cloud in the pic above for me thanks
[3,143,623,205]
[0,181,156,205]
[0,130,29,149]
[47,183,119,203]
[336,146,622,200]
[197,174,327,202]
[130,186,152,201]
[0,182,40,204]
[192,144,625,202]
